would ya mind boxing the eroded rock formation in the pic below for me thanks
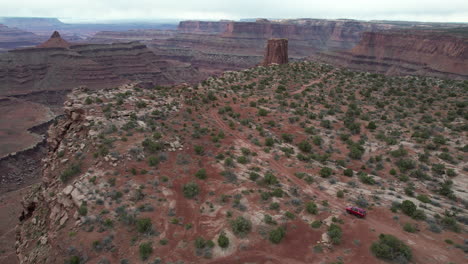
[37,31,70,48]
[0,37,201,96]
[262,38,288,66]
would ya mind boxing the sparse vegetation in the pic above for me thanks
[269,226,286,244]
[328,223,343,245]
[371,234,412,262]
[139,242,153,260]
[183,182,200,198]
[18,61,468,263]
[230,216,252,237]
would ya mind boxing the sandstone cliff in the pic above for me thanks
[178,20,231,33]
[138,19,402,73]
[0,35,200,96]
[318,30,468,79]
[262,38,288,66]
[90,29,176,43]
[90,19,468,79]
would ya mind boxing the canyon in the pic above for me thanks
[1,17,467,195]
[0,16,466,264]
[0,24,45,52]
[87,19,468,80]
[0,31,202,192]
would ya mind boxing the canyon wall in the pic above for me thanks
[0,47,123,96]
[88,19,468,79]
[90,29,176,43]
[178,20,231,33]
[0,39,200,96]
[319,30,468,79]
[139,19,404,73]
[0,24,44,51]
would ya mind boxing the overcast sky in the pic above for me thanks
[1,0,467,23]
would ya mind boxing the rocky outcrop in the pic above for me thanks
[36,31,70,49]
[262,39,288,66]
[15,95,89,263]
[15,83,184,263]
[318,30,468,79]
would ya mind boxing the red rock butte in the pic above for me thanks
[36,31,70,48]
[262,38,288,66]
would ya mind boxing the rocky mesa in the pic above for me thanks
[15,61,468,264]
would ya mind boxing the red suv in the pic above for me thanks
[346,206,366,218]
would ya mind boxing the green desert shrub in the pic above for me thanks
[263,172,278,185]
[440,216,461,233]
[298,140,312,153]
[328,223,343,245]
[319,167,333,178]
[195,168,207,180]
[403,223,418,233]
[269,226,286,244]
[416,194,431,203]
[142,138,163,153]
[60,163,81,182]
[136,218,152,234]
[358,172,375,185]
[139,242,153,260]
[217,232,229,248]
[194,145,205,155]
[230,216,252,237]
[343,168,353,177]
[148,156,159,167]
[311,220,322,228]
[370,234,412,262]
[337,190,344,198]
[400,200,416,217]
[306,201,318,214]
[183,182,200,198]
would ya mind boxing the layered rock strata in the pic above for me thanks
[262,38,288,66]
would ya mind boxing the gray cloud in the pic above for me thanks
[1,0,467,22]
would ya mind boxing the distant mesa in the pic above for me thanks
[262,38,288,66]
[36,31,70,48]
